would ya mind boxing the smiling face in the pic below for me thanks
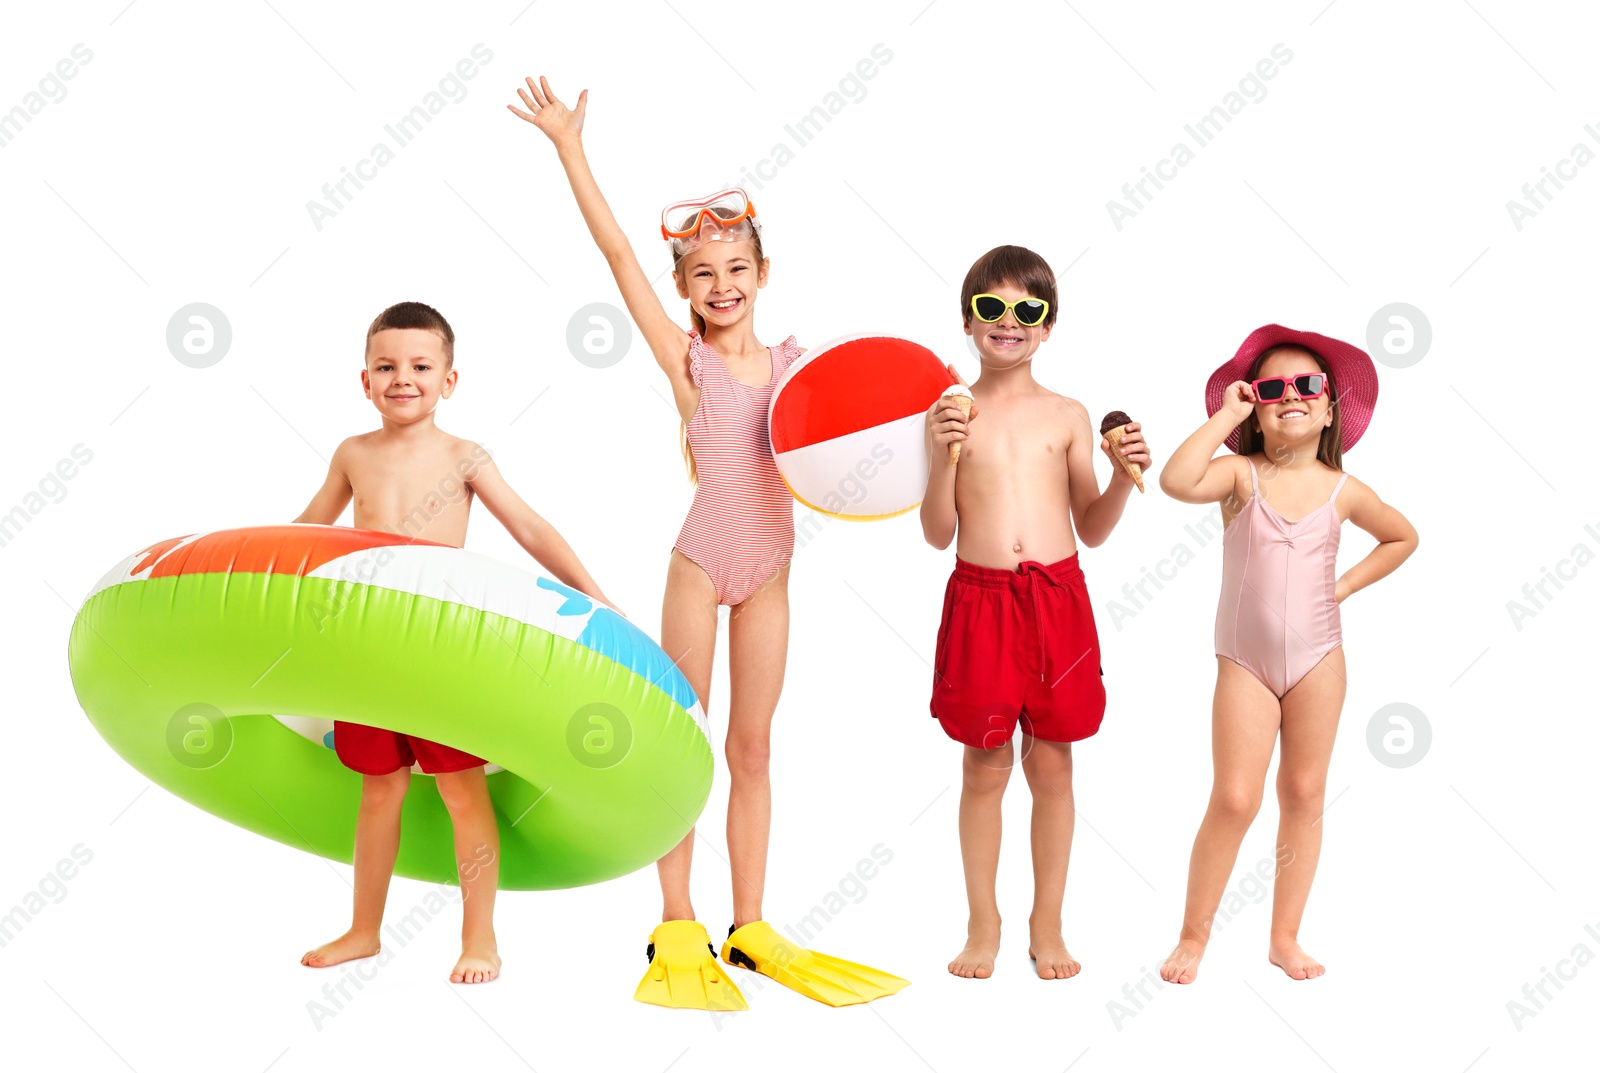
[673,238,767,327]
[964,278,1052,369]
[362,328,456,423]
[1249,346,1333,447]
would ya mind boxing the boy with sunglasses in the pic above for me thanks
[920,245,1150,981]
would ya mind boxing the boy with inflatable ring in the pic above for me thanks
[922,246,1150,981]
[294,301,620,984]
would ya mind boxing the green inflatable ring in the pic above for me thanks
[66,525,712,889]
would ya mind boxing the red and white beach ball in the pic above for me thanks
[768,335,956,519]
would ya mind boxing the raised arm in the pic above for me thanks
[1335,479,1418,603]
[293,441,353,524]
[507,77,694,413]
[1160,380,1253,504]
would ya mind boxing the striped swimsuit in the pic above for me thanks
[674,328,800,606]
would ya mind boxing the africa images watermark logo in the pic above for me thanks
[305,44,494,231]
[1505,123,1600,231]
[1106,43,1294,231]
[719,43,893,193]
[0,443,95,551]
[0,843,94,949]
[1505,921,1600,1031]
[0,43,93,150]
[1101,502,1228,631]
[1504,521,1600,631]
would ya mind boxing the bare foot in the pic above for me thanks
[1268,937,1324,980]
[450,944,501,984]
[1160,939,1205,984]
[1027,925,1081,980]
[301,930,381,968]
[948,921,1001,979]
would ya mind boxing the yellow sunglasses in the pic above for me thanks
[970,294,1049,326]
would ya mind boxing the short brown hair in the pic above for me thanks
[1236,344,1344,471]
[960,245,1058,330]
[366,301,455,368]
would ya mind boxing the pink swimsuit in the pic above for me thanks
[1215,458,1349,698]
[675,329,800,606]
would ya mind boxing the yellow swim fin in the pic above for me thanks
[635,920,748,1011]
[721,921,910,1007]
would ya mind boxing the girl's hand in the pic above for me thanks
[925,365,975,453]
[1101,420,1151,473]
[507,76,587,148]
[1334,576,1350,604]
[1220,380,1256,422]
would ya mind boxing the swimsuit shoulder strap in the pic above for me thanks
[1329,471,1350,502]
[770,335,801,378]
[686,329,720,390]
[1246,456,1260,495]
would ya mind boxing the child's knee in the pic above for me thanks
[962,746,1013,794]
[1020,739,1072,785]
[433,769,487,811]
[363,770,410,804]
[1210,785,1263,825]
[725,734,771,781]
[1276,773,1326,813]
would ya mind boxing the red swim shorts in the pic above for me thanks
[930,555,1106,749]
[333,721,486,776]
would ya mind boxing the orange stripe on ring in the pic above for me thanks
[132,535,197,575]
[144,526,450,580]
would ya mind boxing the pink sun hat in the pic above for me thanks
[1205,323,1379,454]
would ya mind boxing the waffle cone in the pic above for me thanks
[1104,424,1145,492]
[949,395,973,464]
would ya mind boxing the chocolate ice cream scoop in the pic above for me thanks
[1100,410,1132,435]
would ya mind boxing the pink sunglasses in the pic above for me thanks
[1252,373,1326,402]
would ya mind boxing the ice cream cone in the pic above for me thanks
[1100,411,1144,492]
[949,394,973,464]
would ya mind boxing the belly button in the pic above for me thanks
[1013,542,1023,553]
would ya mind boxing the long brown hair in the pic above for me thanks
[1236,344,1344,471]
[672,215,769,484]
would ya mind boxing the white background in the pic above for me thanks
[3,1,1596,1070]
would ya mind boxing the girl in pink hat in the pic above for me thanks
[1157,325,1417,983]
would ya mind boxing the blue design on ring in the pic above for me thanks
[576,608,698,713]
[536,576,594,616]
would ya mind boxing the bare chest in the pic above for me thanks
[349,449,475,539]
[960,403,1070,486]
